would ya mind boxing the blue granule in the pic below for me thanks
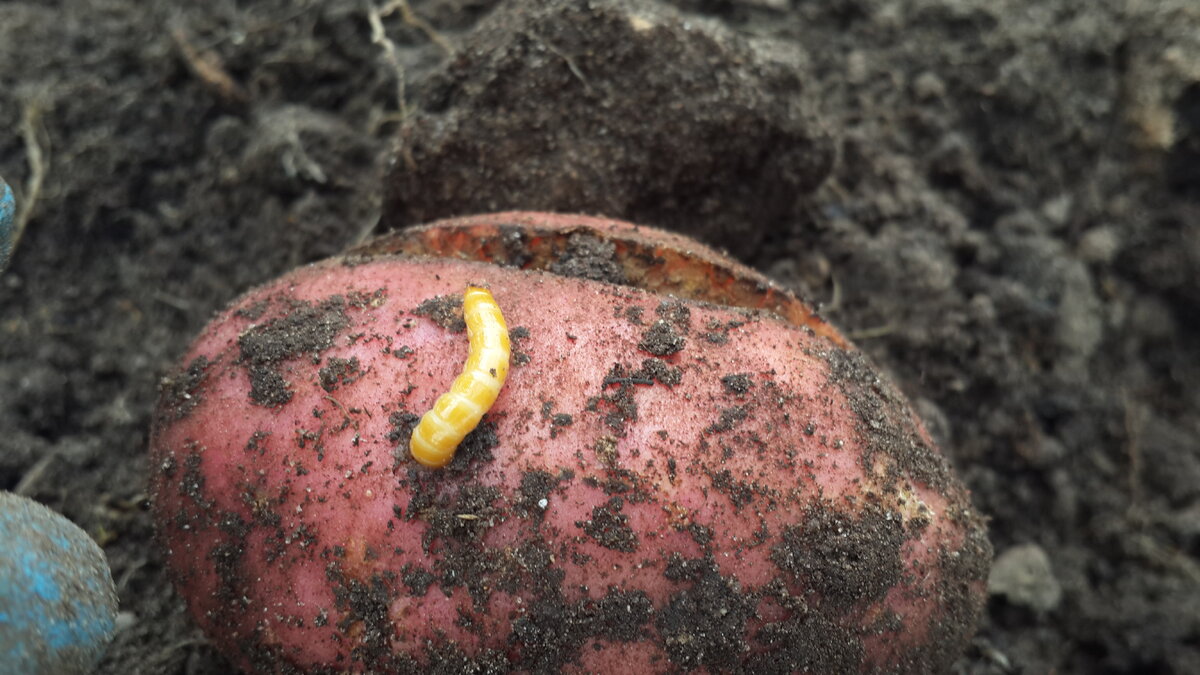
[0,178,14,271]
[0,491,118,675]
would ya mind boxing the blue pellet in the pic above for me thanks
[0,178,14,271]
[0,491,118,675]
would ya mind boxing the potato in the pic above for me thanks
[150,213,989,673]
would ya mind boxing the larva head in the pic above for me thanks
[151,212,990,673]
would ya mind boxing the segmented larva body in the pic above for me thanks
[410,286,511,468]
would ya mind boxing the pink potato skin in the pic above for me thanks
[151,247,989,672]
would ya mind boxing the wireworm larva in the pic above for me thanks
[410,286,511,468]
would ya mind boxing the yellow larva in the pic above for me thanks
[410,286,511,468]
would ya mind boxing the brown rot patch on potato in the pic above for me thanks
[318,355,361,392]
[657,554,755,670]
[823,347,952,492]
[411,294,465,332]
[771,502,905,609]
[236,296,349,407]
[576,496,639,552]
[156,355,210,421]
[548,232,626,284]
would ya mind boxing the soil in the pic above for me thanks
[0,0,1197,673]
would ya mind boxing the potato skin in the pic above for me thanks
[151,244,989,672]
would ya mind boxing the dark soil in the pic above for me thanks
[0,0,1197,673]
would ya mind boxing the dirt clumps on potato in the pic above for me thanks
[772,503,906,609]
[236,296,349,407]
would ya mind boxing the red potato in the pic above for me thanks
[150,213,990,673]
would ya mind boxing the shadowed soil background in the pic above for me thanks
[0,0,1198,672]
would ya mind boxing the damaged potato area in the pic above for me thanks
[350,212,850,348]
[150,251,987,673]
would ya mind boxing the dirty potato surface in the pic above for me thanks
[151,255,988,673]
